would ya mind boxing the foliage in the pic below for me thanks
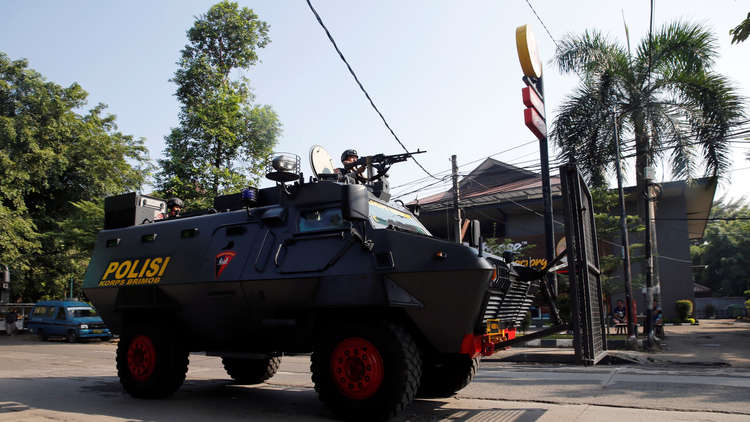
[691,197,750,296]
[552,21,744,189]
[0,51,149,301]
[675,299,693,321]
[591,188,644,297]
[744,290,750,299]
[745,299,750,315]
[730,12,750,44]
[520,311,532,334]
[727,304,746,318]
[158,1,282,208]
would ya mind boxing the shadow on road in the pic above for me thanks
[0,375,548,421]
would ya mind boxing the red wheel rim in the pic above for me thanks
[330,337,384,400]
[128,335,156,382]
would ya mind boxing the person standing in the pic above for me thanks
[5,309,17,336]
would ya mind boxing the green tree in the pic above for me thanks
[0,52,150,300]
[551,21,745,291]
[552,21,744,188]
[590,188,644,299]
[730,12,750,44]
[159,1,282,207]
[692,197,750,296]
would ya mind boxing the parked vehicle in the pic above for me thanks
[26,300,112,342]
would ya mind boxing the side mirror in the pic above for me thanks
[468,219,481,248]
[409,203,420,217]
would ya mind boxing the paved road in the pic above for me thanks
[1,335,749,421]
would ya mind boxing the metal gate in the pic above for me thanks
[560,164,607,365]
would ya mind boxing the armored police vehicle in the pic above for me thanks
[83,147,536,420]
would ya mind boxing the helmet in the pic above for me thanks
[341,149,358,163]
[167,197,184,209]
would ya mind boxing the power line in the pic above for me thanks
[390,140,539,190]
[522,0,559,48]
[305,0,439,180]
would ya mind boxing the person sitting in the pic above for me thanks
[156,197,184,220]
[612,299,627,324]
[654,308,664,338]
[336,149,366,182]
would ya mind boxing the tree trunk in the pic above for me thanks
[213,138,221,197]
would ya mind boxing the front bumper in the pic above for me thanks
[78,329,112,338]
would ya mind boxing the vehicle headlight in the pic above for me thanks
[80,324,88,329]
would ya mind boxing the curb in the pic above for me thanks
[517,338,645,349]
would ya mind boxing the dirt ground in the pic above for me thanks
[493,319,750,368]
[637,318,750,367]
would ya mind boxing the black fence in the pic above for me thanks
[560,164,607,365]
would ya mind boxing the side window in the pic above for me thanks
[31,307,44,318]
[298,208,347,233]
[56,307,67,320]
[46,307,56,318]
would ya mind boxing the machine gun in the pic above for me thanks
[342,150,426,183]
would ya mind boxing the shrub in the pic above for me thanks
[745,299,750,316]
[727,304,745,318]
[704,303,716,317]
[675,300,693,322]
[744,290,750,300]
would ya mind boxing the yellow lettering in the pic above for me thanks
[158,257,171,277]
[145,257,162,277]
[127,260,141,279]
[102,262,119,280]
[115,261,132,279]
[138,258,151,277]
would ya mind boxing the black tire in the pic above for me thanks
[222,356,281,384]
[417,354,480,398]
[66,330,78,343]
[116,324,189,399]
[37,329,48,341]
[311,320,422,421]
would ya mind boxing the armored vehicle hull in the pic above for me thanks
[84,181,524,420]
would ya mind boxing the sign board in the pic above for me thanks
[524,107,546,140]
[522,86,545,120]
[516,25,543,79]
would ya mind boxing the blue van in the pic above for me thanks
[27,300,112,342]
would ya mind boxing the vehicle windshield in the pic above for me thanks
[68,307,97,318]
[368,200,431,236]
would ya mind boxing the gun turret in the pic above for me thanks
[343,150,426,180]
[341,150,426,201]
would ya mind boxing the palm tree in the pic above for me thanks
[551,21,745,327]
[551,21,745,189]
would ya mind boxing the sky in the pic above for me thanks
[1,0,748,202]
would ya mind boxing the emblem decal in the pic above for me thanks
[215,251,237,278]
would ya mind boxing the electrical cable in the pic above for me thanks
[390,140,539,190]
[305,0,439,180]
[522,0,559,48]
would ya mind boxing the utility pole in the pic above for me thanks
[1,265,9,304]
[643,168,656,343]
[451,154,462,243]
[612,111,636,338]
[535,75,557,296]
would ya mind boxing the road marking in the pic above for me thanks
[601,368,619,388]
